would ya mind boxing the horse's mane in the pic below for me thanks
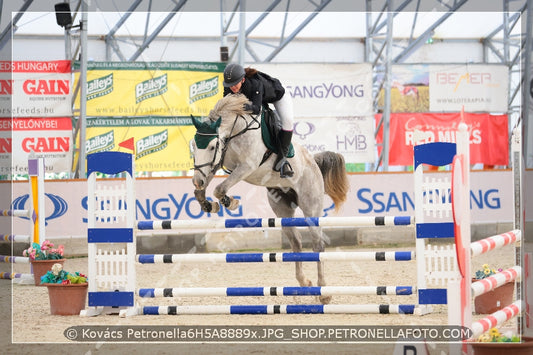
[208,94,250,122]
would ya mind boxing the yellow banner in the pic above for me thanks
[74,62,224,117]
[86,117,195,172]
[73,62,225,172]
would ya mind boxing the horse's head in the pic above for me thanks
[191,115,222,189]
[191,94,254,190]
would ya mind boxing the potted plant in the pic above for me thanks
[469,328,533,354]
[41,263,88,315]
[22,240,65,286]
[473,264,514,314]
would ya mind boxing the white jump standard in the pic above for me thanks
[0,156,45,282]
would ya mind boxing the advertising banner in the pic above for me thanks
[3,169,518,240]
[256,63,374,117]
[86,116,195,172]
[375,112,508,166]
[429,64,508,112]
[74,62,224,117]
[0,60,72,117]
[293,116,375,163]
[0,117,73,174]
[376,64,429,113]
[376,64,508,113]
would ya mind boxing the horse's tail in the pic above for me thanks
[313,151,349,213]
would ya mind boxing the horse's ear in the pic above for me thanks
[212,117,222,130]
[191,115,201,130]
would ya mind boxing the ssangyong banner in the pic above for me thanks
[0,60,72,117]
[429,64,508,112]
[3,169,522,240]
[0,117,73,174]
[293,116,375,163]
[86,116,195,171]
[256,63,373,117]
[74,62,224,117]
[375,112,508,166]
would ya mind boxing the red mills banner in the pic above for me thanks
[375,112,508,166]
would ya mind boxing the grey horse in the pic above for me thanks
[191,93,349,304]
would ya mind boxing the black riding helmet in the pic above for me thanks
[223,63,245,87]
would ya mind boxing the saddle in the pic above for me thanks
[259,105,294,166]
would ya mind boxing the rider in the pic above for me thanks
[222,63,294,178]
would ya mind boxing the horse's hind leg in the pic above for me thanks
[267,188,311,288]
[283,226,312,288]
[309,225,331,304]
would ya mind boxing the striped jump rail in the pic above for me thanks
[139,304,416,315]
[136,216,414,230]
[137,251,414,264]
[0,272,33,280]
[0,255,29,263]
[470,230,521,257]
[138,286,415,298]
[0,234,31,243]
[471,300,523,339]
[471,266,520,298]
[0,209,29,218]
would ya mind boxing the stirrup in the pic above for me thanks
[279,161,294,178]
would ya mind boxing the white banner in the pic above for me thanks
[3,169,523,240]
[255,63,373,117]
[429,64,508,112]
[0,60,72,117]
[293,116,375,163]
[0,117,73,174]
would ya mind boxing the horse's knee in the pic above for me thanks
[213,185,226,200]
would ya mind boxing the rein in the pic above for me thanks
[193,113,261,177]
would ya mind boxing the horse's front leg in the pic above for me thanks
[213,165,253,211]
[194,189,220,213]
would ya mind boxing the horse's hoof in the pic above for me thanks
[319,295,332,305]
[228,198,239,210]
[210,201,220,213]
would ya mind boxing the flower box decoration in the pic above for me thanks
[23,240,65,286]
[41,263,88,315]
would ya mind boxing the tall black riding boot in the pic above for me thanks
[273,130,294,178]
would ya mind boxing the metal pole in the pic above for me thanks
[238,0,245,65]
[382,5,394,171]
[78,2,88,178]
[525,0,533,168]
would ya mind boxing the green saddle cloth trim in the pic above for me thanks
[260,111,295,158]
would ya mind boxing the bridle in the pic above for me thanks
[193,112,261,179]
